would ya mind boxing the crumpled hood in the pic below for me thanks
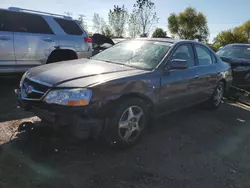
[26,58,142,87]
[220,56,250,66]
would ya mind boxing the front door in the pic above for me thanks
[157,43,201,115]
[0,10,15,73]
[10,11,56,72]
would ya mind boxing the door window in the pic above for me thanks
[0,10,12,31]
[195,45,213,66]
[10,12,54,34]
[171,44,195,67]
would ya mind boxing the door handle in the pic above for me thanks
[0,36,11,41]
[194,75,199,79]
[43,38,54,42]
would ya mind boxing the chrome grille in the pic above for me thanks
[21,78,49,100]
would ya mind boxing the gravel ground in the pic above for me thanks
[1,76,250,188]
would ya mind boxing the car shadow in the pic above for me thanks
[1,102,250,188]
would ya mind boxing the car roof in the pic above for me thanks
[226,43,250,47]
[0,7,74,21]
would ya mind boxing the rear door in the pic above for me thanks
[0,10,15,72]
[157,43,201,114]
[53,18,91,58]
[11,11,56,71]
[193,44,219,101]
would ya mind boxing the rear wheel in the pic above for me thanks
[205,81,224,109]
[105,98,148,148]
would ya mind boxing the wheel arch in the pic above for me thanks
[46,49,78,63]
[98,92,155,119]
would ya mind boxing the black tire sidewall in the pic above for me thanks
[106,98,149,148]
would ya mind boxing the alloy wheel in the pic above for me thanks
[118,106,144,142]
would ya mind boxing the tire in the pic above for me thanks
[205,81,225,109]
[105,98,149,148]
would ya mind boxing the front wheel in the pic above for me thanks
[205,81,225,109]
[105,98,148,148]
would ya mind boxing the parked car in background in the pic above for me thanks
[217,44,250,88]
[0,7,92,73]
[17,38,232,147]
[92,33,115,55]
[91,35,128,55]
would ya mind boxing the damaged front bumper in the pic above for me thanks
[15,89,105,139]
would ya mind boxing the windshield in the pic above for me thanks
[91,40,172,70]
[217,45,250,59]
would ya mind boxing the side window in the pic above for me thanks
[171,44,195,67]
[0,10,12,32]
[195,45,213,66]
[54,18,83,35]
[10,12,53,34]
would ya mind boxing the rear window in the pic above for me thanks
[54,18,83,35]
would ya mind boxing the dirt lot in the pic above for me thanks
[1,75,250,188]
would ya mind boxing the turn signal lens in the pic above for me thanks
[67,99,88,106]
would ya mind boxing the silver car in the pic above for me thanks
[0,7,92,73]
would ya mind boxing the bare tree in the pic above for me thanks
[128,12,140,38]
[108,5,128,37]
[133,0,158,37]
[92,13,106,33]
[78,14,88,33]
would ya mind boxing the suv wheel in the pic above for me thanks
[105,98,148,148]
[205,81,224,109]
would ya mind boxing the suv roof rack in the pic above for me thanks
[8,7,72,19]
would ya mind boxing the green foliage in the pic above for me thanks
[133,0,158,37]
[152,28,167,38]
[214,30,248,46]
[108,5,128,37]
[211,43,222,51]
[214,20,250,47]
[102,27,113,38]
[234,20,250,38]
[168,7,209,42]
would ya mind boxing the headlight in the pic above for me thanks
[43,89,92,106]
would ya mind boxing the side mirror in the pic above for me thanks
[169,59,188,70]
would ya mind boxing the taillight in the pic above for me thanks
[84,37,92,43]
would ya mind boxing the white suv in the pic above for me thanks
[0,7,92,73]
